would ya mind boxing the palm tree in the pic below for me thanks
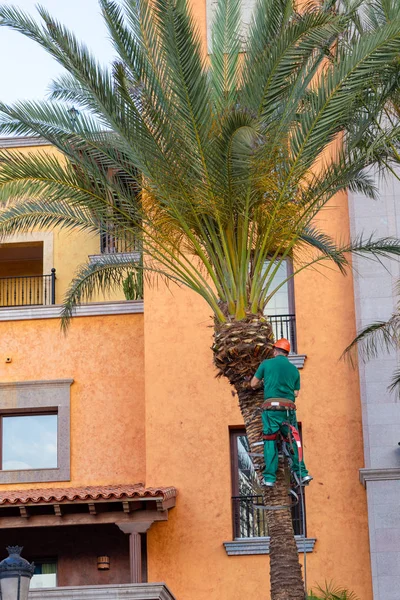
[0,0,400,597]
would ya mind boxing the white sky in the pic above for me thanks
[0,0,115,105]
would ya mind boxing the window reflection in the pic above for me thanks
[2,414,57,470]
[31,561,57,589]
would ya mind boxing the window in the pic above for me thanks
[230,429,306,539]
[264,260,294,316]
[0,379,71,484]
[1,413,57,471]
[263,259,297,353]
[207,0,256,51]
[30,560,57,589]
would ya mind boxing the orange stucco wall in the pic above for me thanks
[0,312,145,490]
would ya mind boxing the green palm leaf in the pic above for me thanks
[0,0,399,324]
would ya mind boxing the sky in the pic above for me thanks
[0,0,115,106]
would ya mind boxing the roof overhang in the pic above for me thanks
[0,484,177,530]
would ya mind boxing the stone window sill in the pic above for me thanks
[224,536,316,556]
[288,354,307,369]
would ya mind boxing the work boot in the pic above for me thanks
[293,473,313,487]
[261,480,275,488]
[301,475,313,486]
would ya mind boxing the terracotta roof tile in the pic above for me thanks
[0,484,177,506]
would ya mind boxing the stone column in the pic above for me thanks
[117,521,152,583]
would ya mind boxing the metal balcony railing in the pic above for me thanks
[0,269,56,307]
[267,314,297,353]
[100,224,139,254]
[232,494,304,539]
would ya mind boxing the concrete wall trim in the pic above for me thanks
[0,379,74,389]
[359,467,400,487]
[0,379,72,484]
[29,583,176,600]
[0,136,49,148]
[0,300,144,322]
[89,252,141,264]
[224,536,316,555]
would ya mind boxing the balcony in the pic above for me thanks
[0,270,56,307]
[29,583,175,599]
[100,225,139,255]
[89,225,140,266]
[267,314,297,353]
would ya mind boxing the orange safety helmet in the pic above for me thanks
[273,338,291,353]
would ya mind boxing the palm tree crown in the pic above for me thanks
[0,0,399,324]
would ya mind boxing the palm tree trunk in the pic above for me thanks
[213,313,305,600]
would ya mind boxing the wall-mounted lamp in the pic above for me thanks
[97,556,110,570]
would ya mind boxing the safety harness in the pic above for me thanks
[262,399,296,411]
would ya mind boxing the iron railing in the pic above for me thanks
[100,224,139,254]
[232,494,305,539]
[267,314,297,353]
[0,269,56,307]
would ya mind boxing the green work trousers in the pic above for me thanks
[261,409,309,484]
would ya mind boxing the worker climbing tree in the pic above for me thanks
[251,339,312,488]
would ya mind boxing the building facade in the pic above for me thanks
[0,1,393,598]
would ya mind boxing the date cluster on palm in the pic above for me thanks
[212,314,274,386]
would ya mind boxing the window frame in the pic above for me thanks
[230,427,306,539]
[0,379,72,484]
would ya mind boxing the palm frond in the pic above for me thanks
[308,581,360,600]
[342,317,400,365]
[209,0,241,112]
[61,254,143,328]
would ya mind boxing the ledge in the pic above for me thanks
[224,536,316,556]
[360,467,400,487]
[288,354,307,369]
[0,379,73,389]
[89,252,141,264]
[29,583,176,600]
[0,135,49,148]
[0,300,144,322]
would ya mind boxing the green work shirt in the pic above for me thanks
[255,355,300,402]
